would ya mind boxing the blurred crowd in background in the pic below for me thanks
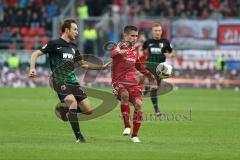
[1,62,239,89]
[0,0,240,50]
[0,0,240,89]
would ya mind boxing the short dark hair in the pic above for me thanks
[123,25,138,34]
[61,19,77,33]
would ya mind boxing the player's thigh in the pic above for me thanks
[112,83,129,102]
[78,98,93,114]
[64,94,78,108]
[135,71,145,85]
[120,89,130,102]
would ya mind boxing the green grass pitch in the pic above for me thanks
[0,88,239,160]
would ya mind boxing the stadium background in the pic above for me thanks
[1,0,240,89]
[0,0,240,160]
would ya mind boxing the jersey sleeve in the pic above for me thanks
[74,49,83,62]
[111,45,121,57]
[135,57,154,79]
[142,41,148,50]
[162,39,173,53]
[39,41,54,54]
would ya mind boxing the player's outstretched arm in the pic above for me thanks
[164,50,176,58]
[29,50,44,77]
[135,60,158,89]
[78,60,112,70]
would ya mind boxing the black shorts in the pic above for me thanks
[53,82,87,103]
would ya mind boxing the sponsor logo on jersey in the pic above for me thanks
[56,47,62,50]
[125,57,136,62]
[61,85,66,90]
[63,53,74,59]
[159,43,164,48]
[42,44,47,49]
[150,48,162,54]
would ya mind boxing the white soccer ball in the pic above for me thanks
[156,62,173,79]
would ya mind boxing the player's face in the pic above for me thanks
[67,23,78,41]
[152,26,162,40]
[125,30,138,46]
[138,34,146,43]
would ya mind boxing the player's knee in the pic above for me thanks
[150,88,158,96]
[84,109,93,115]
[134,99,142,111]
[135,99,142,106]
[121,91,129,103]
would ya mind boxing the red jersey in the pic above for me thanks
[135,42,148,65]
[111,43,152,86]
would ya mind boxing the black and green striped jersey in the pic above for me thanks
[142,38,172,72]
[40,38,82,84]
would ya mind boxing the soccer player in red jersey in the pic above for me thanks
[111,25,157,143]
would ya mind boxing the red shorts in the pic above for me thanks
[112,83,142,103]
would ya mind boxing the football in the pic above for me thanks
[156,62,173,79]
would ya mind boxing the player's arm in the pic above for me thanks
[163,40,175,58]
[140,40,149,59]
[135,60,157,89]
[164,50,176,58]
[74,49,111,70]
[29,50,44,77]
[111,45,128,57]
[78,60,112,70]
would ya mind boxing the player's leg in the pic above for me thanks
[142,78,150,95]
[64,94,86,143]
[129,86,143,142]
[113,83,131,135]
[150,77,161,116]
[78,98,93,115]
[144,68,161,115]
[71,84,93,115]
[120,89,131,135]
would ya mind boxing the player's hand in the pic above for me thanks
[102,61,112,70]
[29,68,37,78]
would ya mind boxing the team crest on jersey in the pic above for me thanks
[61,85,66,90]
[42,44,47,49]
[71,48,75,54]
[133,51,137,56]
[159,43,163,48]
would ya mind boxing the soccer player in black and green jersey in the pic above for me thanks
[142,24,175,116]
[29,19,111,143]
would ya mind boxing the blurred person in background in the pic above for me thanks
[142,24,175,116]
[7,52,20,69]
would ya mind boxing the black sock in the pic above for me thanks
[68,109,82,139]
[143,85,150,95]
[150,89,160,113]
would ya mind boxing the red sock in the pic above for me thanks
[132,110,143,137]
[120,104,130,128]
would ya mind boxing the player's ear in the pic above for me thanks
[66,28,70,33]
